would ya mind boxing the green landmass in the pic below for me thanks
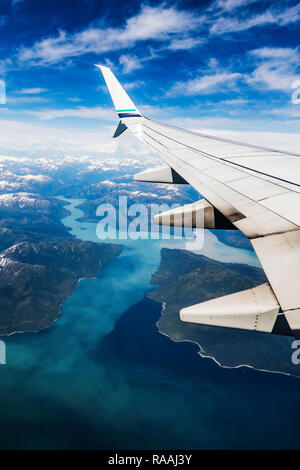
[0,193,122,335]
[148,248,298,376]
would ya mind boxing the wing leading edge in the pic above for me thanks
[98,65,300,339]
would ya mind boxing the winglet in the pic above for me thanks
[95,64,142,119]
[113,120,127,138]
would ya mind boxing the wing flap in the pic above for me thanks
[180,283,280,333]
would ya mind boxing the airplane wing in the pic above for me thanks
[98,64,300,339]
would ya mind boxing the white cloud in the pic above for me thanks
[269,105,300,118]
[1,106,300,162]
[248,63,296,91]
[210,3,300,35]
[7,96,48,104]
[119,54,142,74]
[123,80,145,91]
[250,47,299,59]
[117,5,198,42]
[0,118,154,159]
[17,5,200,66]
[1,113,300,163]
[247,47,300,91]
[218,98,248,105]
[167,37,204,51]
[25,105,115,120]
[168,46,300,96]
[168,58,242,96]
[213,0,258,11]
[68,97,82,102]
[7,87,49,104]
[169,72,242,95]
[277,2,300,25]
[0,58,13,75]
[16,87,47,94]
[210,11,273,34]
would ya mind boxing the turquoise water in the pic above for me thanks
[62,198,260,266]
[0,199,299,449]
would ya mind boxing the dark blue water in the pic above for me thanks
[0,199,299,450]
[97,297,300,450]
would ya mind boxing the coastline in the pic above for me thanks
[58,197,299,379]
[154,301,300,379]
[0,275,96,337]
[0,197,122,337]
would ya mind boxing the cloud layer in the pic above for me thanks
[17,5,200,66]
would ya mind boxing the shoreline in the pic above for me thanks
[0,272,98,338]
[155,302,300,380]
[0,196,120,338]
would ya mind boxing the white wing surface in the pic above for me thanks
[98,65,300,339]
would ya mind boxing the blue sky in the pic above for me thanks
[0,0,300,157]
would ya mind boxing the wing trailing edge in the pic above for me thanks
[180,283,280,333]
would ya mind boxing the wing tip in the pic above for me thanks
[95,63,140,116]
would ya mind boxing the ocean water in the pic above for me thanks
[0,199,299,449]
